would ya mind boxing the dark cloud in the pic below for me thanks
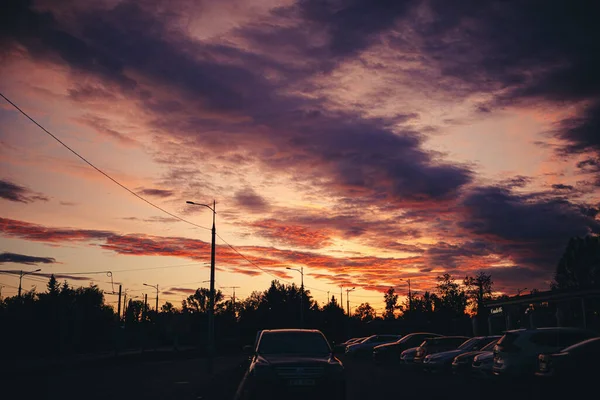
[233,189,270,212]
[59,201,77,206]
[478,266,550,293]
[425,240,493,269]
[551,183,574,191]
[137,188,175,198]
[0,252,56,265]
[1,1,473,210]
[0,179,49,203]
[460,186,600,270]
[299,0,416,58]
[34,272,90,281]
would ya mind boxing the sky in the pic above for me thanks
[1,0,600,313]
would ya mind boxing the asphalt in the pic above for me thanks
[1,352,583,400]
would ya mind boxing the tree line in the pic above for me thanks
[2,234,599,358]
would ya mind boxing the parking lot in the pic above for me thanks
[341,357,581,400]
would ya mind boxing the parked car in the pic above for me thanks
[423,335,500,373]
[472,351,495,378]
[536,337,600,383]
[345,334,402,358]
[235,329,345,400]
[399,347,419,365]
[493,327,598,377]
[413,336,470,364]
[334,337,367,353]
[452,337,500,375]
[373,332,441,364]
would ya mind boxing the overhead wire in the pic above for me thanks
[0,92,382,300]
[0,92,211,233]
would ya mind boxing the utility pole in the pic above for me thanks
[222,286,240,307]
[340,286,343,309]
[186,199,217,374]
[143,283,159,312]
[18,269,41,298]
[143,294,148,320]
[286,267,304,327]
[346,287,356,317]
[327,291,330,304]
[117,284,122,319]
[122,291,128,320]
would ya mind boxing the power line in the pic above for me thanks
[0,92,211,233]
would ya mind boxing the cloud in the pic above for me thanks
[168,287,197,294]
[551,183,574,191]
[249,219,333,249]
[0,179,49,203]
[233,188,269,212]
[137,188,175,198]
[459,185,600,271]
[59,201,77,206]
[0,252,56,265]
[1,1,474,212]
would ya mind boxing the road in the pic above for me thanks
[2,354,579,400]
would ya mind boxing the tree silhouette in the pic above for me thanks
[383,287,398,320]
[435,273,467,316]
[553,236,600,289]
[463,272,493,316]
[181,288,224,313]
[354,303,376,321]
[161,301,177,314]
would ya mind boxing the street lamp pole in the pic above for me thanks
[18,269,41,298]
[143,283,159,312]
[186,200,217,374]
[286,266,304,327]
[346,287,356,317]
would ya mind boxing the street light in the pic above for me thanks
[143,283,159,312]
[18,269,41,298]
[186,199,217,374]
[346,287,356,316]
[286,266,304,327]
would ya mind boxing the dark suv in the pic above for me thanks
[413,336,469,364]
[236,329,346,400]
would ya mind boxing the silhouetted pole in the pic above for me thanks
[340,286,343,309]
[143,283,159,312]
[144,294,148,320]
[186,199,217,374]
[117,284,122,319]
[286,266,304,327]
[346,287,356,316]
[18,269,41,298]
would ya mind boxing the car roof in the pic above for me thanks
[260,329,323,334]
[504,327,593,334]
[561,337,600,352]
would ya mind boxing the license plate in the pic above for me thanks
[288,379,315,386]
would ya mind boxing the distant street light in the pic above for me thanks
[287,267,304,327]
[19,269,41,298]
[143,283,159,312]
[346,287,356,316]
[186,199,217,374]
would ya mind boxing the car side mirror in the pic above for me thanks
[243,345,254,356]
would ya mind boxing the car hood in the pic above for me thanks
[454,350,484,361]
[258,354,332,366]
[474,351,493,361]
[374,342,401,351]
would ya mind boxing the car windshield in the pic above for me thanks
[258,331,331,355]
[481,339,499,351]
[458,338,479,350]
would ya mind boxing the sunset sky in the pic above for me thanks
[1,0,599,313]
